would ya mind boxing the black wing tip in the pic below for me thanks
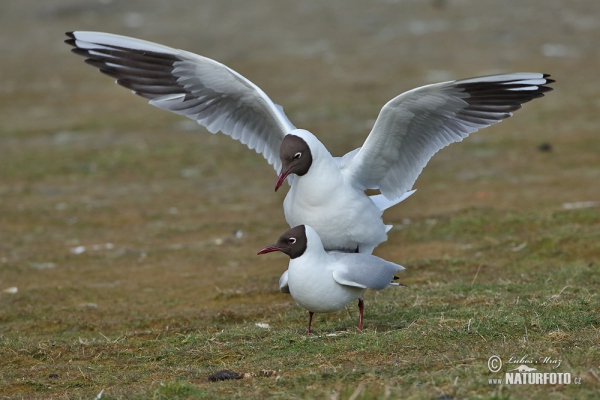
[64,32,78,47]
[461,73,555,106]
[543,80,555,91]
[540,74,555,91]
[72,47,91,57]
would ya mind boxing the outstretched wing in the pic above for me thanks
[331,253,404,290]
[65,31,295,173]
[342,73,554,200]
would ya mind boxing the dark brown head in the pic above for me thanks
[275,135,313,191]
[257,225,308,259]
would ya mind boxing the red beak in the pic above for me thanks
[275,168,291,192]
[257,245,281,255]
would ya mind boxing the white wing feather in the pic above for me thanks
[279,270,290,294]
[342,73,553,200]
[66,31,295,173]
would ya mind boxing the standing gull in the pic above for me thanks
[66,31,554,253]
[258,225,405,333]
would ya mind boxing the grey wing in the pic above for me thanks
[65,31,295,173]
[331,253,404,290]
[342,73,554,200]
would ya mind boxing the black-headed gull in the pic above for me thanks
[66,31,554,253]
[257,225,405,334]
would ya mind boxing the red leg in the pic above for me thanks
[307,311,314,335]
[357,298,364,331]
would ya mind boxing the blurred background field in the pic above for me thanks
[1,0,599,398]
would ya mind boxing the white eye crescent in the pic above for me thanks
[293,152,302,159]
[288,237,297,244]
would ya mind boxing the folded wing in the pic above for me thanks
[279,270,290,294]
[332,253,404,290]
[343,73,554,200]
[65,31,295,172]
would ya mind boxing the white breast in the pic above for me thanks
[287,257,365,313]
[283,168,387,253]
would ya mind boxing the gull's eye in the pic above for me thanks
[293,152,302,160]
[288,237,297,245]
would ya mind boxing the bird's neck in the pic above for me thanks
[289,248,330,275]
[294,152,342,200]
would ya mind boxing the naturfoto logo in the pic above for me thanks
[487,355,582,386]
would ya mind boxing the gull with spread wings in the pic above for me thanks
[66,31,553,254]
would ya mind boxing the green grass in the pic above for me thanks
[2,127,599,399]
[1,207,598,398]
[2,1,600,397]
